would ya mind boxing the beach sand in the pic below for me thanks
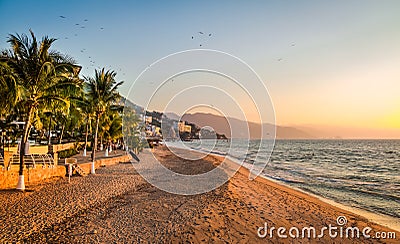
[0,146,398,243]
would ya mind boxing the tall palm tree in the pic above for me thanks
[85,68,123,174]
[2,30,82,190]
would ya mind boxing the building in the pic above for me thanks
[178,121,191,133]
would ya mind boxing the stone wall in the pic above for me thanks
[0,165,66,189]
[5,142,79,155]
[0,153,132,189]
[77,154,132,174]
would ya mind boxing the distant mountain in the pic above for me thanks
[181,113,314,139]
[123,98,313,139]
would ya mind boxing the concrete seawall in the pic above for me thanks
[77,154,132,174]
[0,166,66,189]
[0,153,132,189]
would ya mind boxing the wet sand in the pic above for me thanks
[0,146,398,243]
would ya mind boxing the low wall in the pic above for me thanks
[53,142,85,153]
[6,145,48,155]
[77,154,132,174]
[0,165,65,189]
[0,153,131,189]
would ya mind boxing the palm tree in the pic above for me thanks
[85,68,123,174]
[62,99,84,143]
[2,30,82,190]
[75,95,94,156]
[98,106,124,156]
[122,106,143,153]
[0,60,18,116]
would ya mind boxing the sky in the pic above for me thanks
[1,0,400,138]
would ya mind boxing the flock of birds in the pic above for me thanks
[190,31,296,61]
[58,15,117,73]
[192,31,212,47]
[58,14,294,78]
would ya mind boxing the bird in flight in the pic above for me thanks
[198,32,204,34]
[209,33,212,36]
[191,36,194,39]
[59,15,66,18]
[100,27,104,30]
[84,19,88,21]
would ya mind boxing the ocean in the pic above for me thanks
[167,139,400,219]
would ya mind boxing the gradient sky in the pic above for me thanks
[1,1,400,138]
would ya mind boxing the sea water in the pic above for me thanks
[167,139,400,218]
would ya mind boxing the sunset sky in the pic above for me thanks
[1,1,399,138]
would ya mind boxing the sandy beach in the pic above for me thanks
[0,146,398,243]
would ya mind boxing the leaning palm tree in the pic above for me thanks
[85,68,123,174]
[2,30,82,190]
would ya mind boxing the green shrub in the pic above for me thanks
[58,148,78,159]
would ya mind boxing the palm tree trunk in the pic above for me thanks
[83,121,89,156]
[47,116,52,145]
[59,125,65,144]
[91,115,100,174]
[17,105,34,190]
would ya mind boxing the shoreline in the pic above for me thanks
[258,170,400,232]
[168,144,400,232]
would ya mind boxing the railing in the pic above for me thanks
[9,154,55,169]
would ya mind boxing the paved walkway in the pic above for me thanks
[0,163,143,243]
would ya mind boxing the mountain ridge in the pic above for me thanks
[177,112,314,139]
